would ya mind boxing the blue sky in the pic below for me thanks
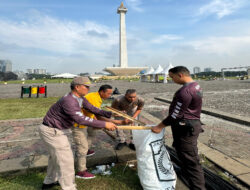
[0,0,250,74]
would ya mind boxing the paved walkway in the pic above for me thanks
[0,117,188,189]
[1,111,249,188]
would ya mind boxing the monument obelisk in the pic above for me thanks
[118,2,128,68]
[104,2,148,76]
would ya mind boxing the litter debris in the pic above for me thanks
[92,164,115,176]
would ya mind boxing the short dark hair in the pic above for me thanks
[70,83,76,90]
[125,89,136,95]
[169,66,190,76]
[99,84,112,92]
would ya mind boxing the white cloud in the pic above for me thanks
[199,0,247,19]
[187,36,250,55]
[151,34,183,44]
[0,11,120,73]
[125,0,143,12]
[0,11,118,55]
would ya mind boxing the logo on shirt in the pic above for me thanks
[171,102,182,119]
[76,112,83,116]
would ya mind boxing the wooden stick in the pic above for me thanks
[103,129,116,140]
[105,106,146,125]
[117,125,153,130]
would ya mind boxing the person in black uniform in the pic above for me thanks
[152,66,206,190]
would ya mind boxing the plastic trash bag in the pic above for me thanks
[91,164,113,175]
[132,128,176,190]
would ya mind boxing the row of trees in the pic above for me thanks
[0,72,53,81]
[1,71,248,81]
[193,71,247,78]
[0,72,18,81]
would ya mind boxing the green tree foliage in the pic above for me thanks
[0,71,18,81]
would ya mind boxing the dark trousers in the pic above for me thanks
[172,120,206,190]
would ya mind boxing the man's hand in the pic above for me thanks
[105,122,117,131]
[122,119,132,125]
[111,120,123,125]
[151,123,165,133]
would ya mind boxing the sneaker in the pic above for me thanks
[128,143,136,151]
[87,149,95,157]
[115,142,127,150]
[42,181,59,189]
[76,170,96,179]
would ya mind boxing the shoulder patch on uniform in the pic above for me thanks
[195,85,200,90]
[75,112,83,116]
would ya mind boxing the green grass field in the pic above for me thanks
[0,98,112,120]
[0,97,59,120]
[0,164,142,190]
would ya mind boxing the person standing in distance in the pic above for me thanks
[152,66,206,190]
[112,89,144,150]
[39,77,116,190]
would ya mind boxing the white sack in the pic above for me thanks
[133,129,176,190]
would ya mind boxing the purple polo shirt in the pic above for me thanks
[162,82,203,126]
[43,92,111,130]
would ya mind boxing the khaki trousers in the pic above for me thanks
[115,115,139,144]
[72,127,89,171]
[38,124,77,190]
[87,127,96,149]
[116,129,133,144]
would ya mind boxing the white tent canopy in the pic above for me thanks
[141,67,155,82]
[160,62,174,74]
[140,63,174,83]
[52,73,78,78]
[143,66,155,75]
[152,65,163,74]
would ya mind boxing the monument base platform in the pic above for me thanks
[104,67,148,76]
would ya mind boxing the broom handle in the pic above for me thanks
[105,106,146,125]
[117,125,153,130]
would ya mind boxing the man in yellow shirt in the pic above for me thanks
[72,84,124,179]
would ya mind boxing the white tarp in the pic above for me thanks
[133,129,176,190]
[51,73,78,78]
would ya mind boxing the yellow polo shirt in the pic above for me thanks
[74,92,103,128]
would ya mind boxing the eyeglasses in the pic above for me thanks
[83,85,90,89]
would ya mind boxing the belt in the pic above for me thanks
[42,122,49,127]
[73,123,86,128]
[42,122,54,128]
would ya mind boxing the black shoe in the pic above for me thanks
[42,181,60,189]
[116,142,127,150]
[128,143,136,151]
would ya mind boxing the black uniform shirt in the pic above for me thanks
[162,81,203,126]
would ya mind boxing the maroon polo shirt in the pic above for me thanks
[162,81,203,126]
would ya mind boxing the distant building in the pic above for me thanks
[193,67,201,74]
[27,69,34,74]
[27,69,46,74]
[204,67,212,72]
[34,69,46,74]
[14,70,26,80]
[0,60,12,72]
